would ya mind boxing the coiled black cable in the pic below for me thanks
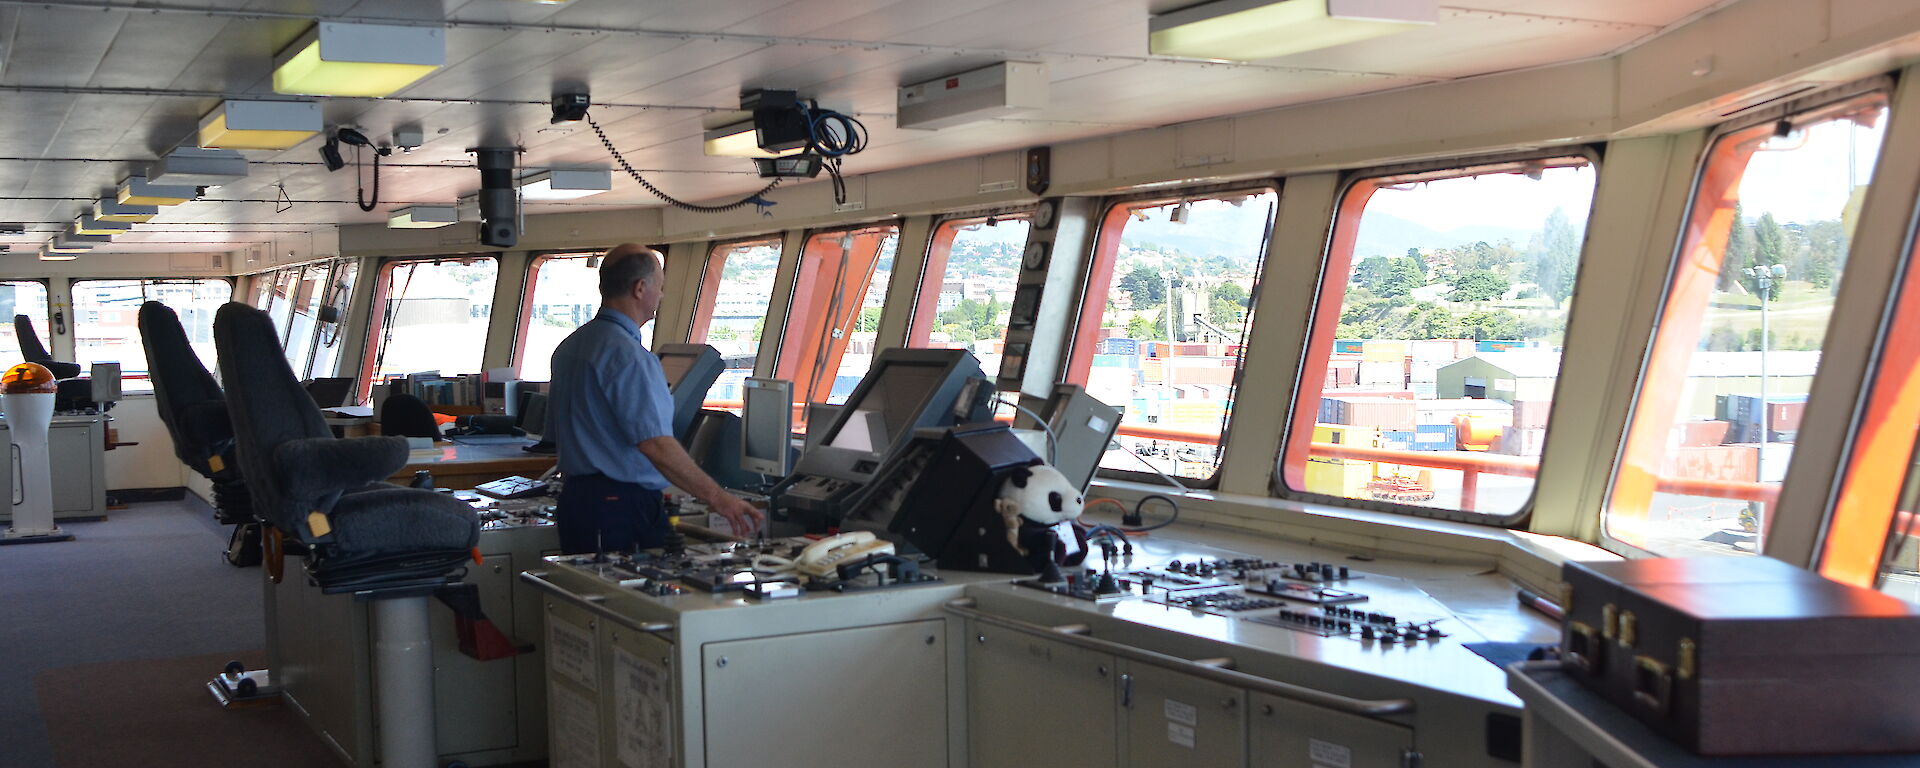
[588,113,781,214]
[1129,494,1181,532]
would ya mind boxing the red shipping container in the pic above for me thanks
[1679,420,1732,447]
[1769,401,1805,431]
[1660,445,1758,483]
[1324,397,1417,431]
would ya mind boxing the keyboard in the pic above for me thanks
[475,475,551,500]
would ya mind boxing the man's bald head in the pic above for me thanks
[599,243,662,299]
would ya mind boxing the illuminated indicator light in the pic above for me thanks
[73,216,131,236]
[95,197,157,223]
[387,205,459,229]
[118,175,198,206]
[1148,0,1436,61]
[273,22,445,97]
[702,121,804,159]
[517,169,613,200]
[198,100,323,150]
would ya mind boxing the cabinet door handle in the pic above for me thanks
[1120,673,1133,708]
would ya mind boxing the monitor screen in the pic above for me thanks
[517,392,549,436]
[741,378,793,476]
[824,360,949,449]
[659,353,696,391]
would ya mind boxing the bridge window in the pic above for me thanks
[0,280,50,366]
[1606,91,1889,557]
[778,225,900,407]
[280,263,330,374]
[304,260,357,379]
[1280,159,1596,520]
[72,278,233,392]
[362,257,499,386]
[1068,191,1277,482]
[910,213,1031,379]
[690,237,782,408]
[517,252,636,383]
[1837,233,1920,594]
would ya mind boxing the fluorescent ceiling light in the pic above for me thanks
[74,216,131,236]
[1149,0,1436,61]
[39,244,77,261]
[274,22,446,97]
[118,175,198,206]
[702,121,804,158]
[63,225,112,245]
[149,148,249,186]
[95,197,157,223]
[388,205,459,229]
[198,100,323,150]
[517,169,613,200]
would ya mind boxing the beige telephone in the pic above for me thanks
[794,531,895,579]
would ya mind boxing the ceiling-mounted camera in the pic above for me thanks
[755,154,823,179]
[552,92,590,124]
[472,147,519,249]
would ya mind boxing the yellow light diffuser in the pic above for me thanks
[702,121,804,158]
[1149,0,1435,61]
[118,175,196,206]
[273,22,445,97]
[198,100,323,150]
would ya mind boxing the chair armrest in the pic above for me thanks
[275,436,409,507]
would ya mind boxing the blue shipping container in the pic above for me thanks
[1412,424,1457,451]
[1097,337,1141,356]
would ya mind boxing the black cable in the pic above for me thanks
[588,113,780,213]
[354,146,380,212]
[1128,494,1181,532]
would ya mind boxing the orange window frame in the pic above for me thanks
[908,212,1032,347]
[1276,157,1591,520]
[357,255,496,398]
[689,237,781,345]
[1822,214,1920,586]
[776,225,899,405]
[1606,93,1887,550]
[514,251,603,374]
[1063,189,1276,486]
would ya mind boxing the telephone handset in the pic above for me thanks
[794,531,894,579]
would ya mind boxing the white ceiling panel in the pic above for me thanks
[1452,0,1735,27]
[1266,9,1653,77]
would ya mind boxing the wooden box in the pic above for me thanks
[1562,557,1920,755]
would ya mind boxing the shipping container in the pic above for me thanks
[1333,340,1365,355]
[1476,340,1530,352]
[1676,420,1731,448]
[1096,337,1141,356]
[1380,430,1417,451]
[1411,424,1458,451]
[1415,398,1514,425]
[1305,457,1374,497]
[1512,399,1553,429]
[1091,353,1141,369]
[1362,340,1409,362]
[1358,360,1404,386]
[1493,426,1548,456]
[1322,397,1417,431]
[1660,445,1759,484]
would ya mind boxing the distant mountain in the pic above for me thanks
[1352,213,1536,260]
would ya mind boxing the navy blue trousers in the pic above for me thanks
[556,473,668,555]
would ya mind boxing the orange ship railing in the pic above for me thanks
[697,400,1781,510]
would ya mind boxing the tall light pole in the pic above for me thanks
[1745,263,1787,485]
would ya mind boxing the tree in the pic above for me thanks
[855,306,882,333]
[1378,257,1424,299]
[1449,270,1511,302]
[1404,248,1428,276]
[1719,203,1755,291]
[1534,207,1580,304]
[1354,256,1393,293]
[1749,212,1788,300]
[1118,265,1164,305]
[1126,314,1160,341]
[1211,281,1249,305]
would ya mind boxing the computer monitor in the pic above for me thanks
[815,349,983,457]
[804,403,841,450]
[1039,384,1122,493]
[517,392,549,437]
[653,343,723,441]
[303,377,353,408]
[740,378,794,477]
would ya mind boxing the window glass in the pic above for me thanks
[266,268,298,339]
[306,260,357,379]
[365,258,498,382]
[72,279,232,391]
[1068,192,1276,481]
[911,214,1030,378]
[690,238,783,409]
[519,253,643,383]
[1607,93,1888,557]
[778,226,900,407]
[283,263,328,372]
[0,281,50,364]
[1278,160,1597,517]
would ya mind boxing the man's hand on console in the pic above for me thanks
[707,493,765,537]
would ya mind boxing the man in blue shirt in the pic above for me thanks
[548,243,763,553]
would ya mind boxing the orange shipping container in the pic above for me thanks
[1679,420,1731,447]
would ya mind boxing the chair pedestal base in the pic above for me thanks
[206,668,281,709]
[371,594,438,768]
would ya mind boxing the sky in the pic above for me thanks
[1736,113,1885,226]
[1363,165,1596,233]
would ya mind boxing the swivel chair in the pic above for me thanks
[380,393,442,439]
[215,302,478,767]
[14,314,80,379]
[138,301,257,565]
